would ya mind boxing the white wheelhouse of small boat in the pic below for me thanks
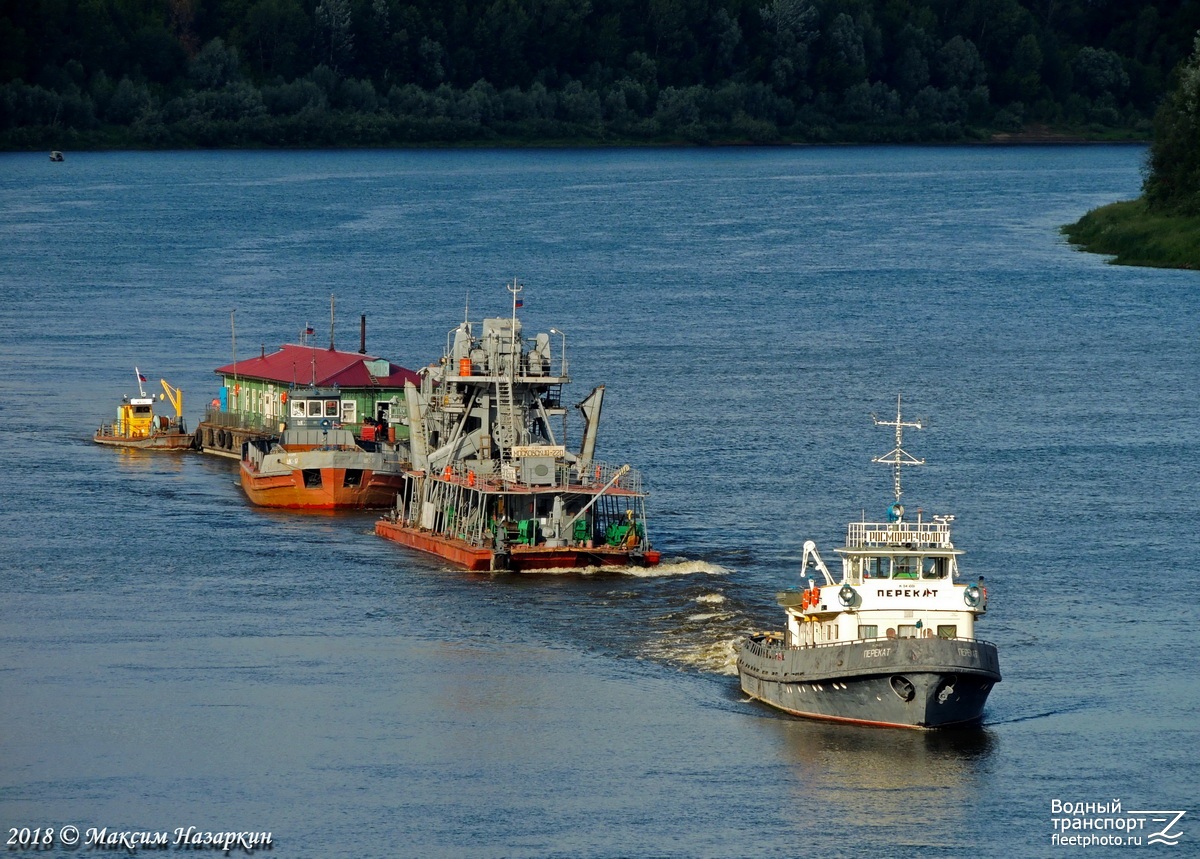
[779,397,988,649]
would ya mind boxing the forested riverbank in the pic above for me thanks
[1063,31,1200,271]
[3,1,1197,149]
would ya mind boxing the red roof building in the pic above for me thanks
[215,343,419,389]
[206,344,420,437]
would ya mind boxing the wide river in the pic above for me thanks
[1,145,1197,858]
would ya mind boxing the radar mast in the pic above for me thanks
[871,394,925,517]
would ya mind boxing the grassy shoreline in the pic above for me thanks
[1062,199,1200,270]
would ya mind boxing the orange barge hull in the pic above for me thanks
[375,519,662,572]
[240,463,404,510]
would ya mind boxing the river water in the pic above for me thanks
[1,145,1197,858]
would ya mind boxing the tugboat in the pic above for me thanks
[375,280,661,572]
[240,386,407,509]
[737,397,1000,729]
[94,369,194,451]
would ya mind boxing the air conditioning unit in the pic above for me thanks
[520,456,556,486]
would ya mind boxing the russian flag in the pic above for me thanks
[515,298,524,308]
[138,373,148,382]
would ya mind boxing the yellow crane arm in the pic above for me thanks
[160,380,184,418]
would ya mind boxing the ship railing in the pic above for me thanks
[745,633,995,654]
[379,447,409,468]
[846,520,952,548]
[202,406,279,434]
[434,460,645,494]
[569,461,644,494]
[244,441,267,468]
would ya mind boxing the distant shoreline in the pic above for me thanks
[5,122,1151,154]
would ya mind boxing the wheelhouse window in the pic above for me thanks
[937,625,957,639]
[894,556,919,579]
[291,400,306,418]
[897,624,919,639]
[324,399,339,417]
[865,557,888,579]
[307,400,323,417]
[858,624,878,640]
[922,557,945,579]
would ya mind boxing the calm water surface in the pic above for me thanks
[1,146,1197,858]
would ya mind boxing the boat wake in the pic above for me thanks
[510,559,732,578]
[650,633,743,675]
[984,700,1096,725]
[618,559,731,578]
[637,590,750,675]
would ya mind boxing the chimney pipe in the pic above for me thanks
[360,314,367,354]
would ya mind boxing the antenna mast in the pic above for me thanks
[872,394,925,505]
[230,310,238,412]
[506,278,522,372]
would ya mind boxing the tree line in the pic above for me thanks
[1145,31,1200,214]
[2,0,1198,148]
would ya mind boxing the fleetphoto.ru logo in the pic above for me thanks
[1051,799,1188,848]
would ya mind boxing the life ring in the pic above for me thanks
[320,418,331,430]
[810,587,821,607]
[281,392,288,403]
[225,430,234,450]
[964,585,982,607]
[838,584,856,607]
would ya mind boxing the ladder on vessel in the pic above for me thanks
[495,377,521,463]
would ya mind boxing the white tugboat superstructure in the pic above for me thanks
[737,397,1000,729]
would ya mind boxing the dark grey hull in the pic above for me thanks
[737,635,1001,729]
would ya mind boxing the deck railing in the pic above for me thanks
[201,407,281,434]
[743,633,995,658]
[846,520,953,548]
[437,459,645,494]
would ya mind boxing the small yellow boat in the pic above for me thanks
[94,368,194,451]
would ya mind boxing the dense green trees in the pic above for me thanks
[1144,33,1200,214]
[2,0,1198,147]
[1061,30,1200,270]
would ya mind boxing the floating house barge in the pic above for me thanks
[198,323,417,458]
